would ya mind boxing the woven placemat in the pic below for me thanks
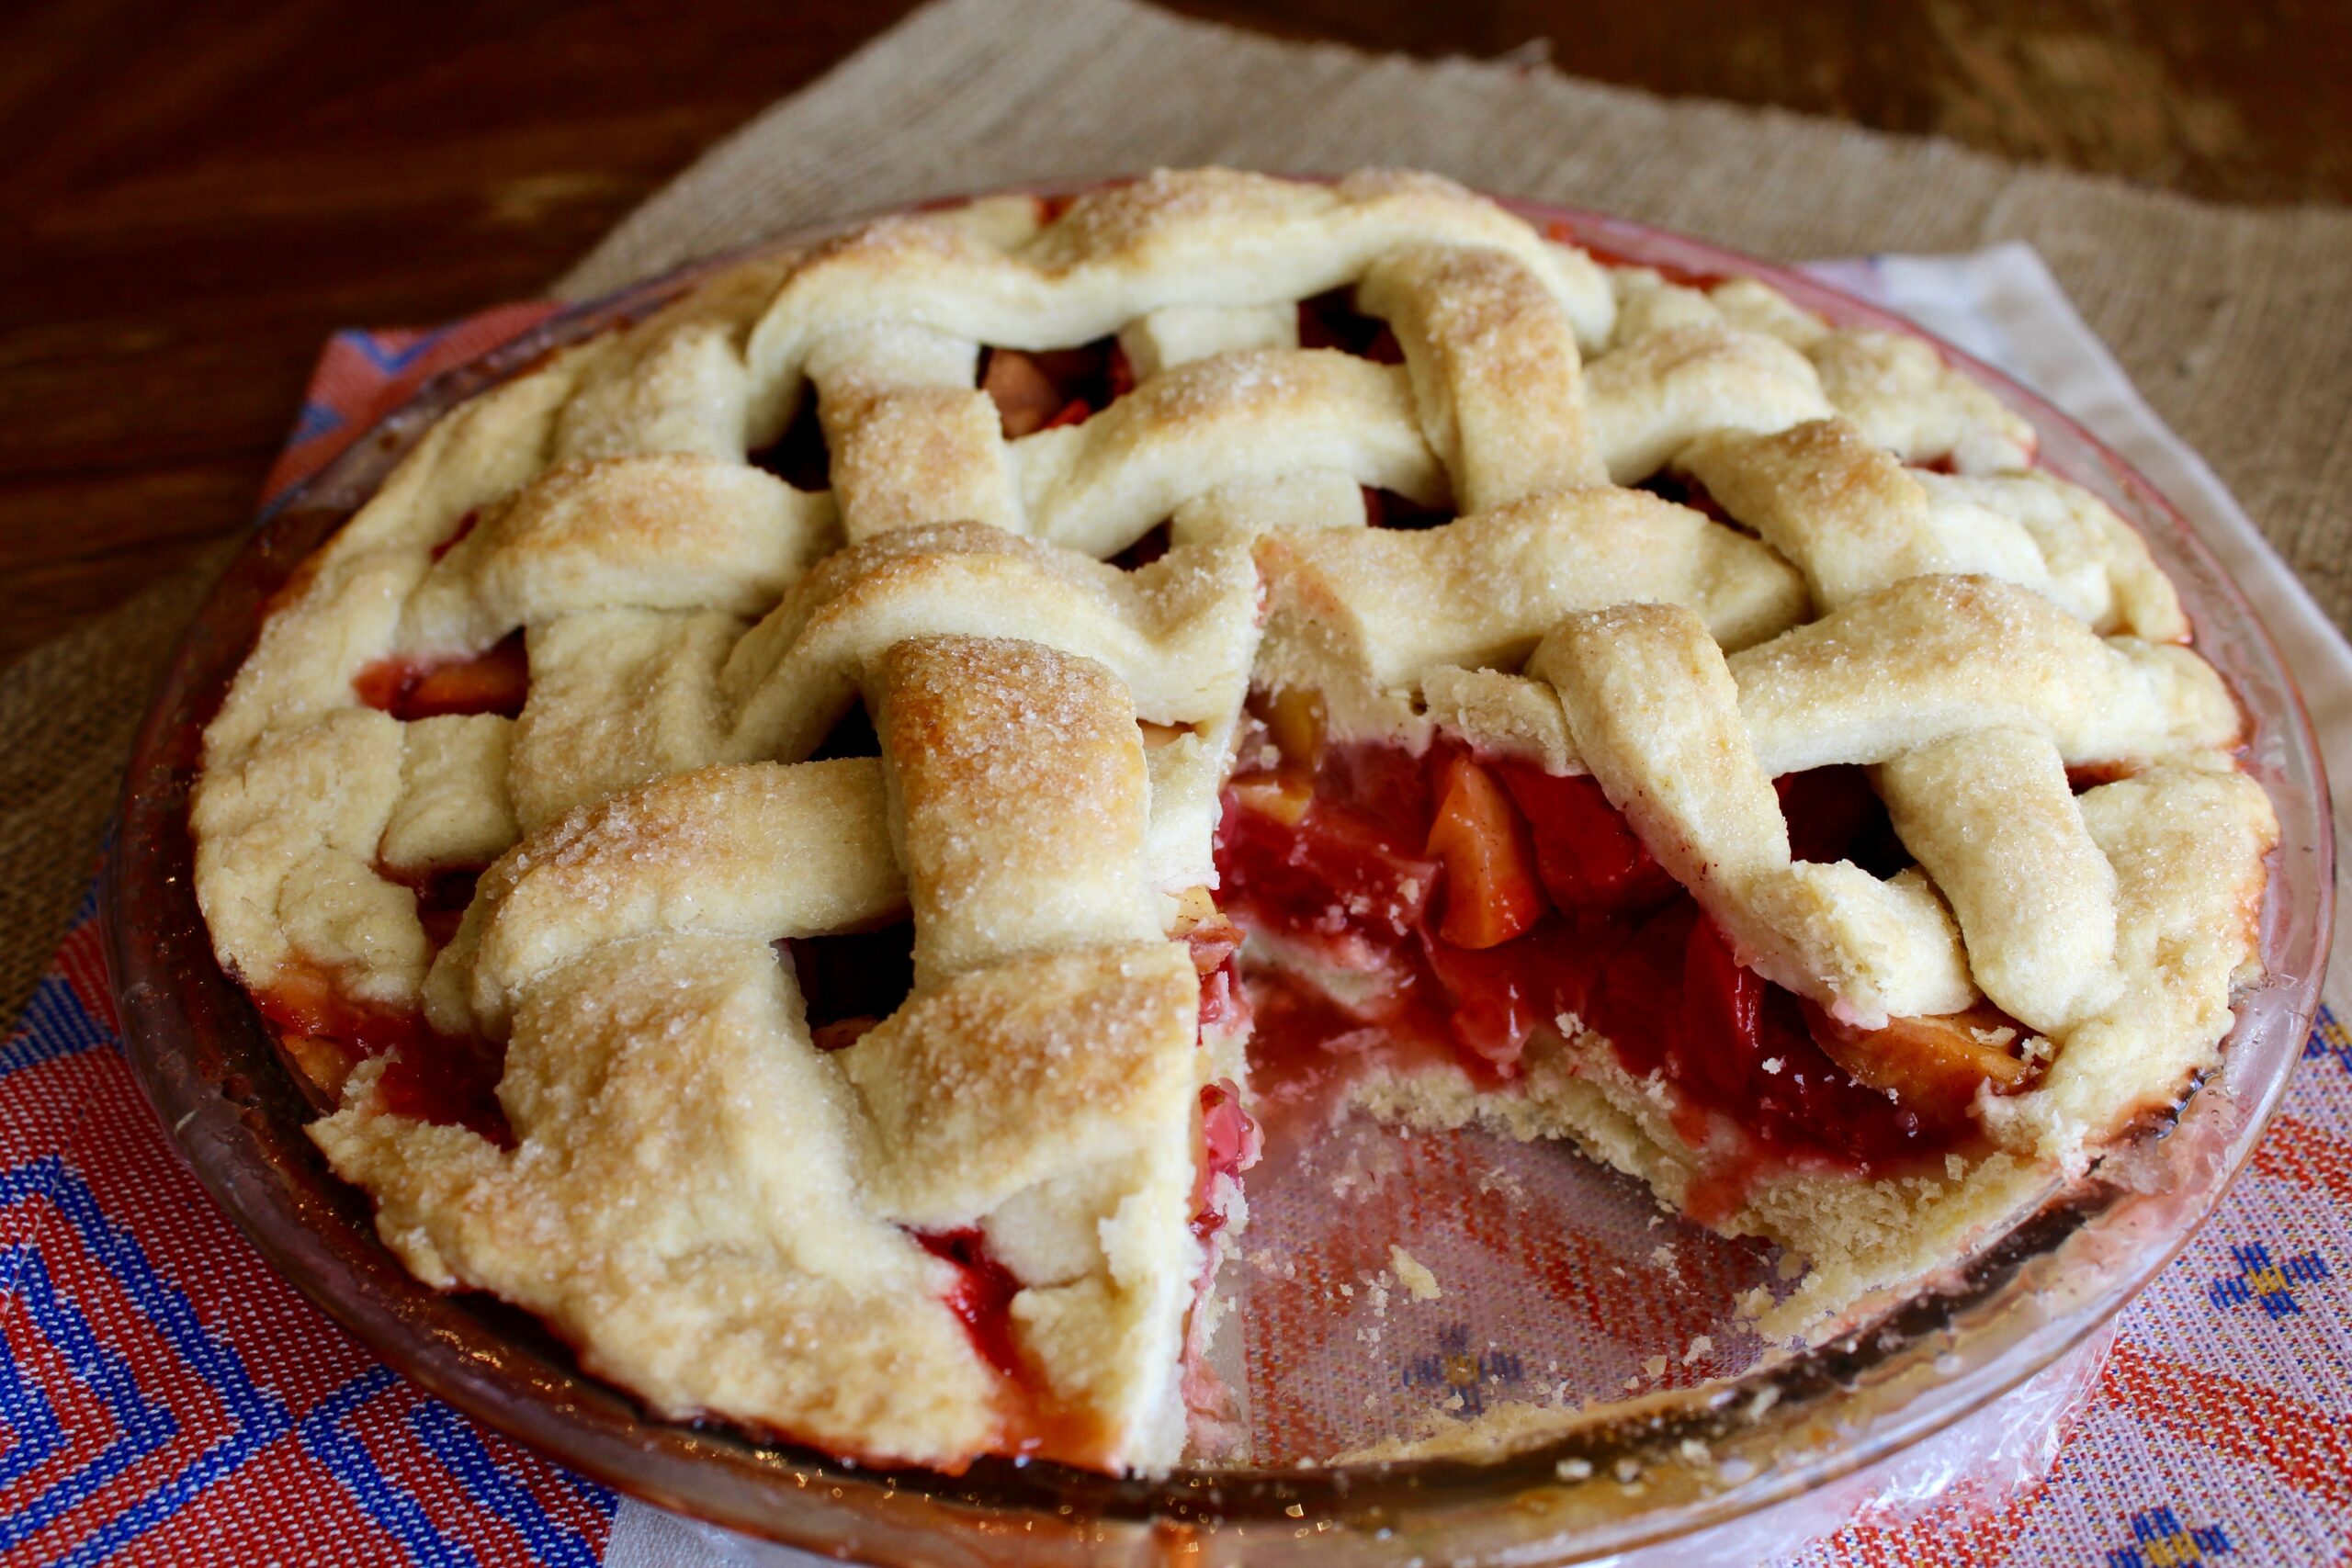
[29,0,2348,1031]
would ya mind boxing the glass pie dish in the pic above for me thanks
[103,185,2332,1565]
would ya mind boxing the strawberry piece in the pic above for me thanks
[1677,912,1775,1102]
[1039,396,1092,431]
[376,1035,513,1145]
[430,506,481,563]
[1673,917,2006,1161]
[1357,485,1452,530]
[1776,765,1905,874]
[982,341,1127,437]
[254,964,509,1144]
[915,1228,1025,1382]
[1295,288,1396,359]
[1425,754,1546,949]
[1421,924,1580,1074]
[1588,901,1696,1077]
[1216,784,1437,966]
[1177,911,1243,976]
[1193,1077,1263,1237]
[1174,897,1250,1032]
[1319,738,1435,845]
[810,1017,882,1052]
[1195,961,1247,1032]
[419,906,467,950]
[1497,762,1678,914]
[254,964,426,1053]
[351,659,410,713]
[356,635,529,721]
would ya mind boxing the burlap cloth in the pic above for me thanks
[23,0,2348,1032]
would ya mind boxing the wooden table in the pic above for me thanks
[5,0,2345,671]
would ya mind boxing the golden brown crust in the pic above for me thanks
[1254,485,1808,742]
[1357,243,1604,510]
[872,636,1160,987]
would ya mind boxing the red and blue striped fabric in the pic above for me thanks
[2,309,2346,1564]
[257,305,563,514]
[6,312,612,1567]
[1,891,615,1565]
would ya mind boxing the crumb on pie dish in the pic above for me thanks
[188,168,2279,1479]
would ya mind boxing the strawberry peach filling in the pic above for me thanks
[1214,728,2035,1179]
[354,632,529,721]
[978,339,1136,437]
[1193,1078,1261,1242]
[910,1227,1121,1465]
[253,962,508,1145]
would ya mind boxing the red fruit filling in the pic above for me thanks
[979,340,1135,437]
[1358,486,1453,530]
[1296,288,1404,364]
[910,1225,1121,1467]
[354,631,529,721]
[747,390,832,491]
[1548,220,1728,289]
[1181,911,1250,1034]
[377,863,485,952]
[253,963,509,1145]
[431,508,481,562]
[1193,1078,1261,1244]
[1425,753,1545,949]
[1216,738,2030,1177]
[783,921,916,1052]
[915,1227,1028,1382]
[1109,520,1173,571]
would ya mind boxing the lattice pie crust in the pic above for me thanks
[190,170,2277,1475]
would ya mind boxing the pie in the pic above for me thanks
[189,169,2278,1478]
